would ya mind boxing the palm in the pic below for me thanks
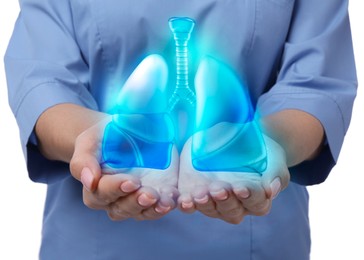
[178,134,289,223]
[178,136,262,197]
[113,146,179,194]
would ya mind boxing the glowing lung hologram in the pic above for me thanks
[102,55,175,169]
[192,57,267,173]
[102,113,174,169]
[102,18,267,173]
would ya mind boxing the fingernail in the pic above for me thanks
[270,178,281,199]
[138,194,157,207]
[181,201,194,209]
[120,181,140,193]
[194,194,209,204]
[234,187,250,199]
[155,204,171,214]
[210,189,228,201]
[80,167,93,191]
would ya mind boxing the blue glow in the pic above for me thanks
[102,55,175,169]
[167,17,196,112]
[102,113,174,169]
[192,57,267,173]
[116,55,169,114]
[102,18,267,174]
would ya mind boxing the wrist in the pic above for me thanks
[258,109,324,167]
[35,103,108,162]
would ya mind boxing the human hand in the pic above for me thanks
[70,54,180,221]
[70,117,179,221]
[177,133,290,224]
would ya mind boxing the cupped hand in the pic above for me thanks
[177,134,290,224]
[70,118,179,221]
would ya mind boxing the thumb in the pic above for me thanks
[69,128,104,192]
[70,152,102,192]
[261,135,290,199]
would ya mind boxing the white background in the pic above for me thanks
[0,1,363,259]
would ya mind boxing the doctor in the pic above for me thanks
[5,0,356,259]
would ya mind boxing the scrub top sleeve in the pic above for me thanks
[256,0,357,185]
[4,0,97,183]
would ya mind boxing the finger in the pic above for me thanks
[160,186,179,204]
[212,190,242,216]
[178,193,196,214]
[141,187,179,219]
[107,210,130,221]
[155,196,175,215]
[108,187,159,219]
[261,167,289,199]
[244,199,271,216]
[70,119,110,191]
[140,196,176,220]
[240,182,272,216]
[261,135,290,199]
[267,177,283,200]
[209,182,245,221]
[97,174,141,201]
[209,181,230,201]
[223,216,245,225]
[192,185,210,205]
[217,198,245,224]
[81,174,141,210]
[261,170,286,200]
[73,164,101,193]
[190,185,220,218]
[232,182,251,201]
[194,197,217,218]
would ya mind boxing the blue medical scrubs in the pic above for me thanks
[4,0,357,259]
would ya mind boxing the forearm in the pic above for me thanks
[260,109,324,167]
[35,103,108,163]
